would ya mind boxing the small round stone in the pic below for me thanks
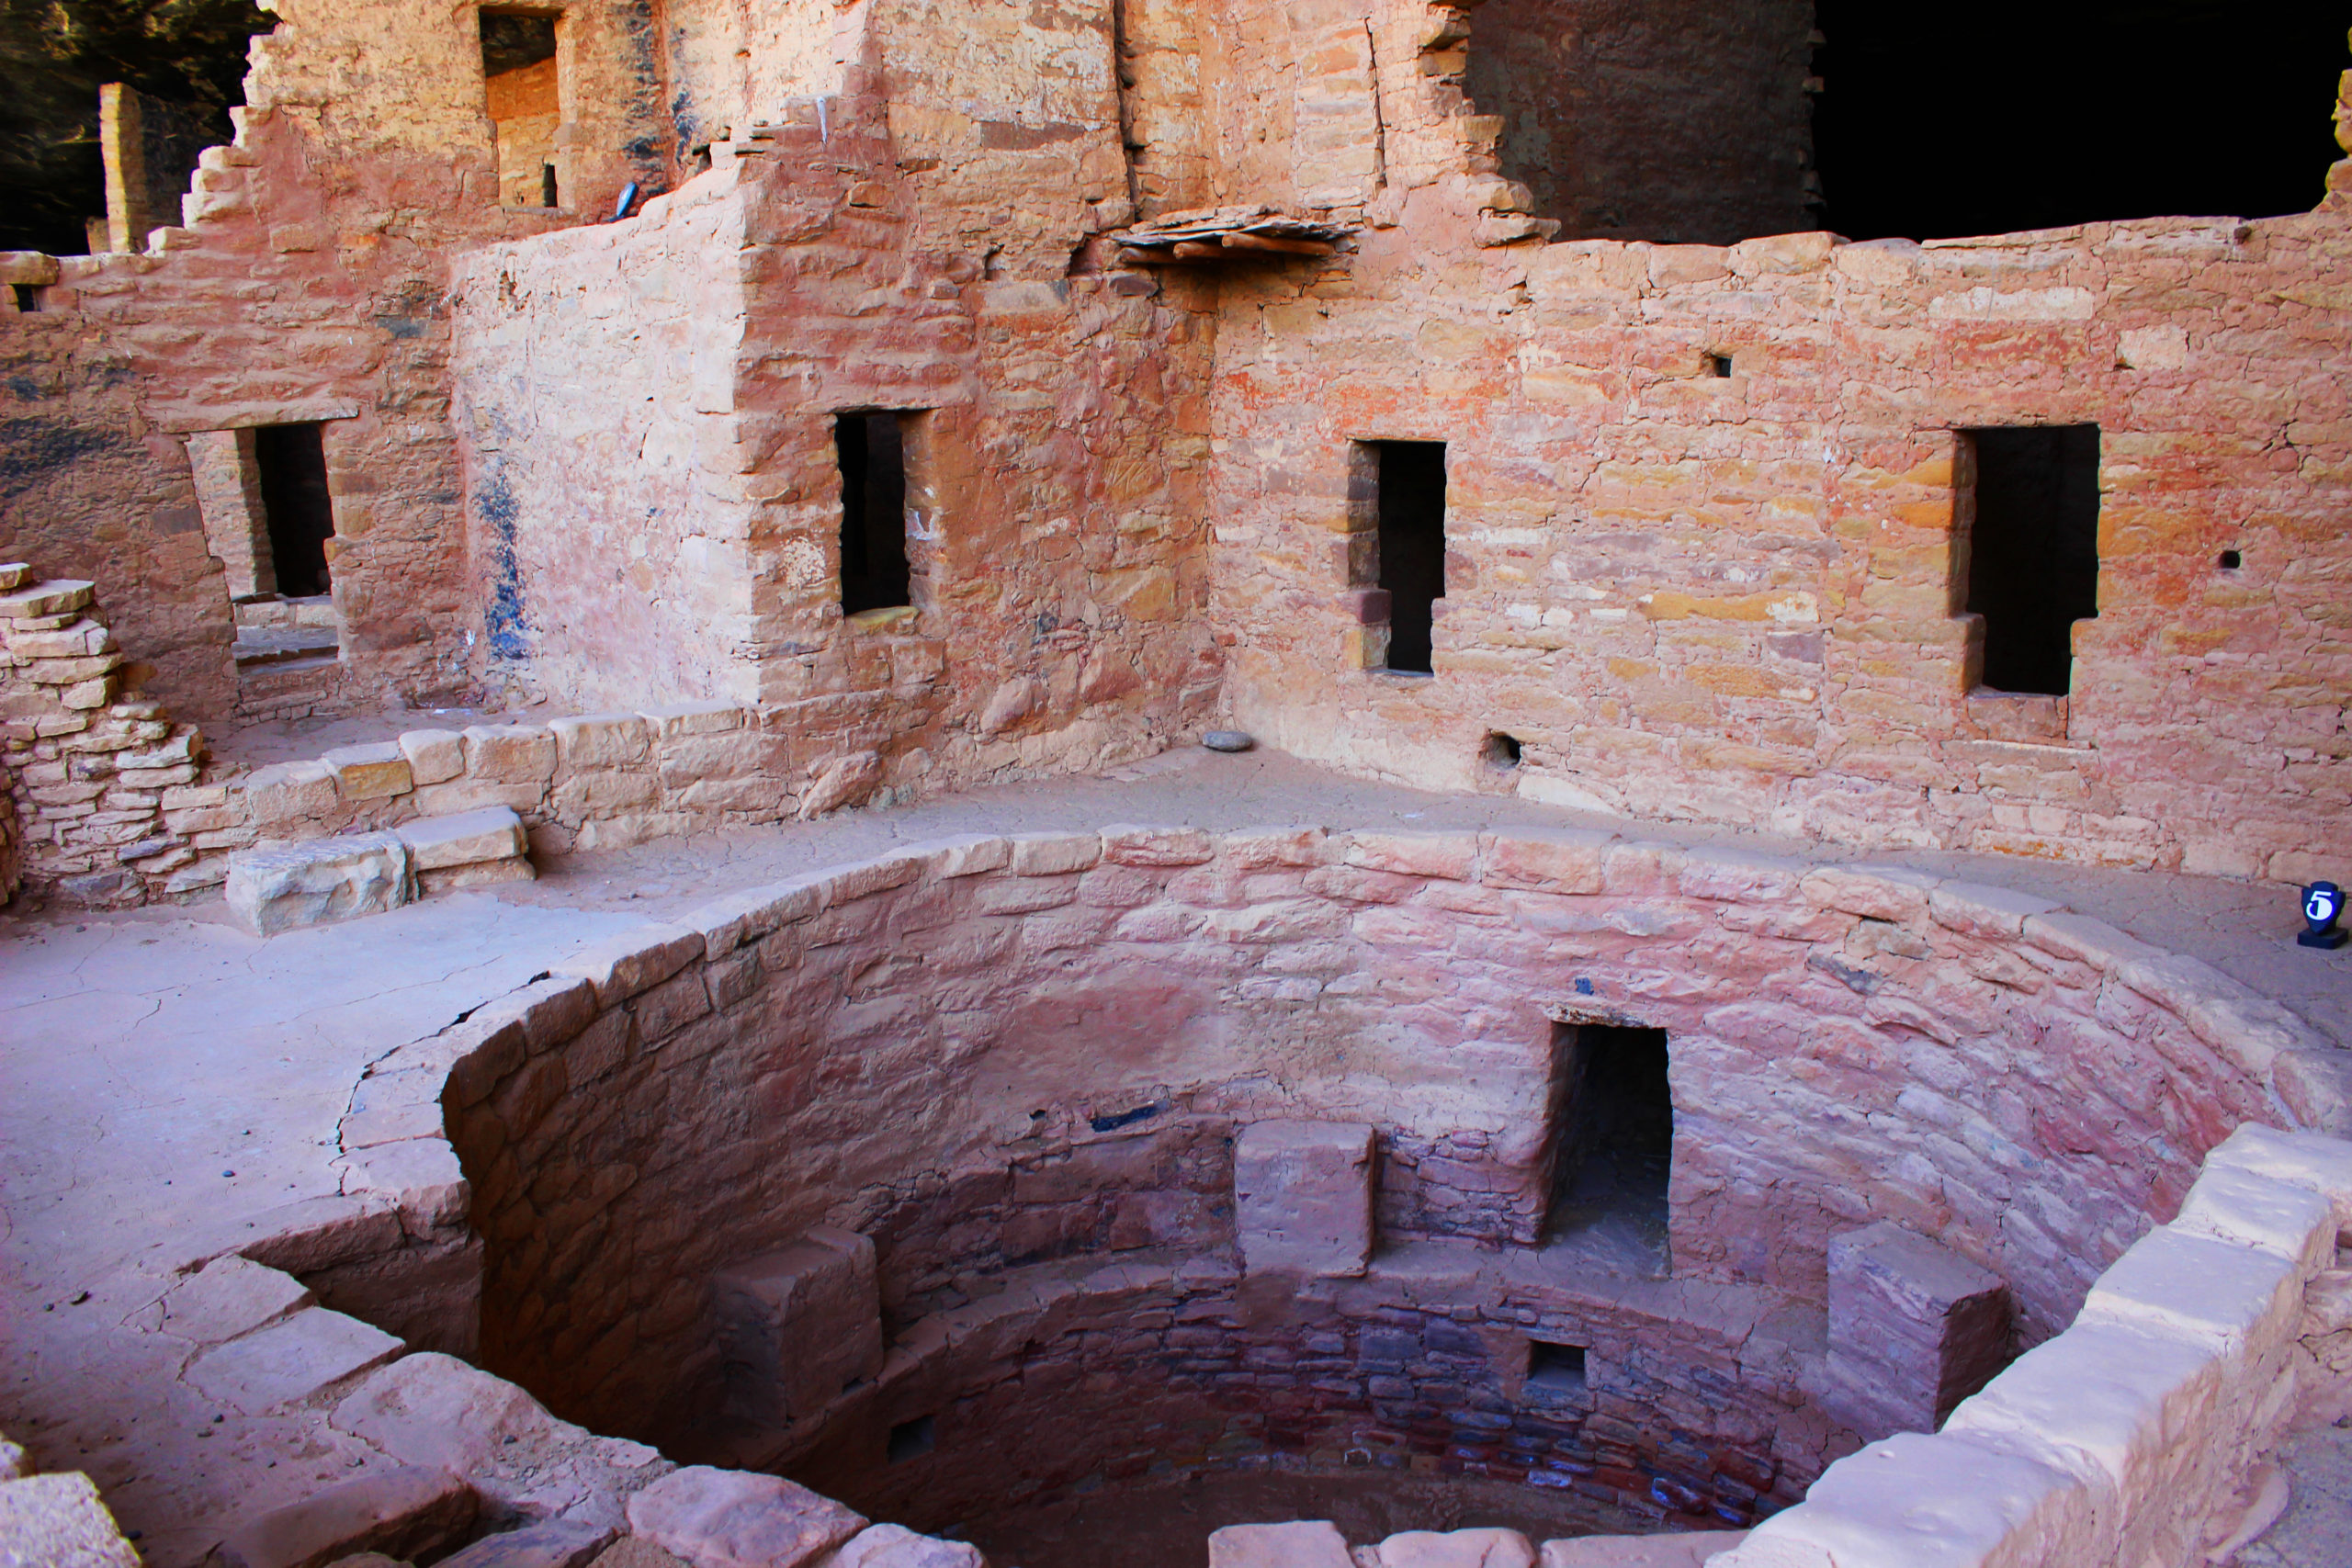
[1202,730,1254,753]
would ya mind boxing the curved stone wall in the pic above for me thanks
[329,826,2352,1540]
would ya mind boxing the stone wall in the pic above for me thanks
[1208,206,2352,880]
[449,167,760,705]
[353,829,2349,1528]
[1460,0,1819,243]
[0,0,674,724]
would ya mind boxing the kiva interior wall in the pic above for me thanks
[410,827,2345,1490]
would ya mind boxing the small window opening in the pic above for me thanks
[887,1415,936,1463]
[1705,353,1733,378]
[1543,1023,1672,1260]
[2219,550,2242,571]
[1962,426,2100,698]
[838,412,914,615]
[481,11,561,209]
[254,423,335,599]
[692,143,714,175]
[1369,441,1446,675]
[1526,1339,1587,1394]
[1482,731,1522,770]
[11,286,40,313]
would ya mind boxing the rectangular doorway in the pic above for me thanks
[838,412,915,615]
[1371,440,1446,674]
[1542,1022,1671,1269]
[1962,425,2100,696]
[482,10,561,208]
[187,422,342,678]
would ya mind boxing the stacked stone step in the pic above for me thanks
[224,805,537,935]
[0,564,209,906]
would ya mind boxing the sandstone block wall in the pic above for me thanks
[333,829,2348,1539]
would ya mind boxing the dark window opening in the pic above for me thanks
[1461,0,1819,244]
[1543,1023,1671,1258]
[1812,2,2347,242]
[1526,1339,1588,1394]
[1483,731,1522,770]
[1371,441,1446,675]
[11,286,40,313]
[838,412,914,615]
[253,423,335,599]
[481,11,561,209]
[1963,426,2100,697]
[887,1415,936,1463]
[2219,550,2242,571]
[1706,353,1733,378]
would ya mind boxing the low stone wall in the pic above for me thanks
[1708,1122,2352,1568]
[311,826,2352,1543]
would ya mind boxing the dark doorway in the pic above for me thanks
[838,412,912,615]
[1374,442,1446,674]
[1964,426,2101,696]
[254,423,334,599]
[481,11,561,209]
[1544,1023,1671,1260]
[1812,1,2346,241]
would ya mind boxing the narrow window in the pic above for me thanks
[1543,1023,1672,1258]
[253,423,335,600]
[1373,441,1446,675]
[1962,426,2100,697]
[1526,1339,1587,1394]
[11,286,40,313]
[481,11,561,209]
[887,1415,936,1463]
[838,412,913,615]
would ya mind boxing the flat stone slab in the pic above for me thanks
[1377,1529,1535,1568]
[185,1307,404,1414]
[1540,1532,1747,1567]
[163,1255,314,1347]
[435,1517,615,1568]
[625,1466,865,1568]
[396,807,529,872]
[226,834,412,936]
[213,1463,475,1568]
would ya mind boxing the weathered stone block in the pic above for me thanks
[463,725,559,784]
[1234,1121,1375,1278]
[1207,1520,1352,1568]
[1539,1531,1746,1566]
[822,1524,985,1568]
[244,760,340,827]
[322,742,413,801]
[213,1463,477,1568]
[0,1471,140,1568]
[395,806,528,871]
[1377,1529,1535,1568]
[1819,1222,2011,1440]
[714,1227,883,1425]
[337,1138,469,1232]
[399,729,466,786]
[553,924,703,1006]
[225,833,412,935]
[420,859,537,896]
[625,1467,865,1568]
[549,712,652,769]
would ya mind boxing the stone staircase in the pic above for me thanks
[223,805,536,935]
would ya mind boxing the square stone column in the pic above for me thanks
[713,1226,883,1426]
[1235,1121,1376,1277]
[1818,1220,2012,1440]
